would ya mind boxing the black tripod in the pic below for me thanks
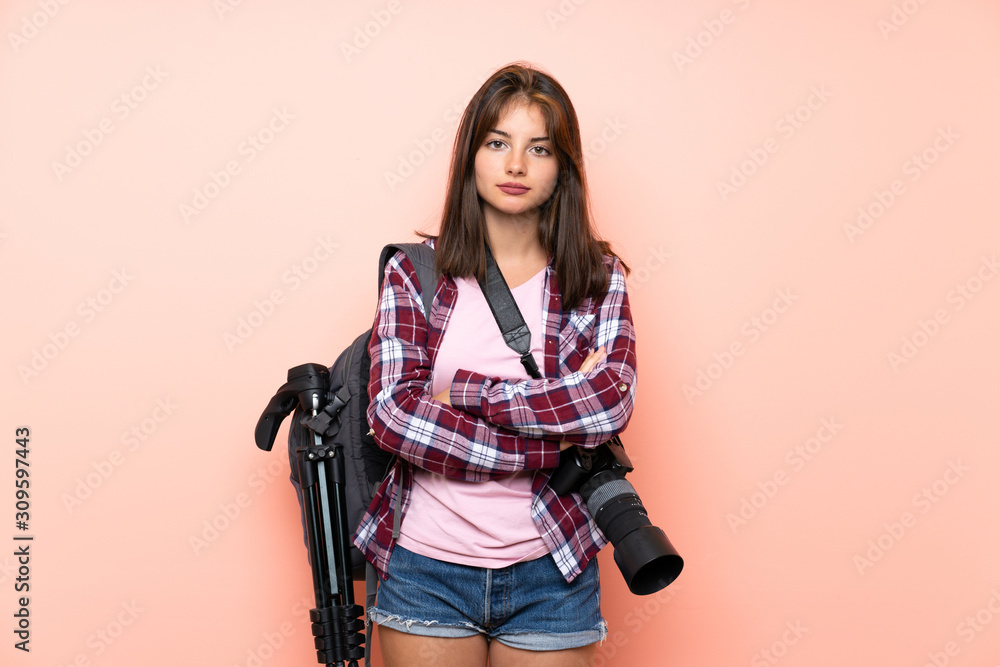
[256,363,365,666]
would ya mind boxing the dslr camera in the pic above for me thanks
[549,436,683,595]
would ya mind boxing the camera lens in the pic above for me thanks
[580,471,683,595]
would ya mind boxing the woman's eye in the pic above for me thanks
[485,140,550,154]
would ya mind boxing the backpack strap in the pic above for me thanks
[379,242,439,320]
[366,242,438,667]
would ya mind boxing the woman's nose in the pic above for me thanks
[505,153,525,176]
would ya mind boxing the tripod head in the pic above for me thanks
[255,363,331,451]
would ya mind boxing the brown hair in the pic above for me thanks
[420,62,628,311]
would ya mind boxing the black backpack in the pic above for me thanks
[283,241,438,576]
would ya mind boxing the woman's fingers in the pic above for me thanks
[432,388,451,406]
[578,346,606,374]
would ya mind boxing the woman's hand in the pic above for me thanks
[432,387,451,406]
[578,346,606,375]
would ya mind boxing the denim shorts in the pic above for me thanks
[368,544,606,650]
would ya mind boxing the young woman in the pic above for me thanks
[354,62,637,667]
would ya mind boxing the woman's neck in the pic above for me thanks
[483,209,547,266]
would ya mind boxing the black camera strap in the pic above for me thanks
[476,242,543,380]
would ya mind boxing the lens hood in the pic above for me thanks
[613,525,684,596]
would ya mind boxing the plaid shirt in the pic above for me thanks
[353,238,637,582]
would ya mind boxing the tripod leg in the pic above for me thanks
[311,447,365,665]
[296,445,337,666]
[297,415,365,665]
[323,448,356,605]
[314,457,342,597]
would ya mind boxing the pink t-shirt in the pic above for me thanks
[395,266,550,567]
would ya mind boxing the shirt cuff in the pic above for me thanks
[450,368,489,416]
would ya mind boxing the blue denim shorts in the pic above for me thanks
[368,544,606,650]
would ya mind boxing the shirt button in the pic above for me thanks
[619,384,628,392]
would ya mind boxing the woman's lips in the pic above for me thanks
[498,183,530,195]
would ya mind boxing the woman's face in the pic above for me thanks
[474,101,559,223]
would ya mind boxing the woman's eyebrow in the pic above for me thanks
[488,128,550,142]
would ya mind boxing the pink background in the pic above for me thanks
[3,1,999,665]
